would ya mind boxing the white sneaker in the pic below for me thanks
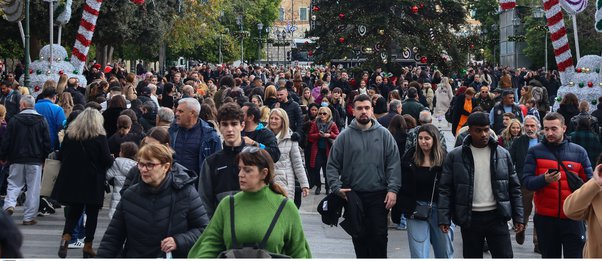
[68,239,84,249]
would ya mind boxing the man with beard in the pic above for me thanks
[334,72,351,95]
[509,115,542,252]
[474,85,495,112]
[522,112,592,258]
[326,94,401,258]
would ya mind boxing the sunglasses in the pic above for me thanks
[319,112,328,115]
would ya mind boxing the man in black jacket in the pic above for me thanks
[241,102,280,162]
[438,112,524,258]
[0,95,51,225]
[275,87,303,142]
[198,103,247,218]
[509,115,542,251]
[65,77,86,106]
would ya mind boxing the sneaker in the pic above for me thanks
[68,239,85,249]
[38,210,51,217]
[396,224,407,230]
[5,206,14,216]
[39,197,55,214]
[22,220,37,225]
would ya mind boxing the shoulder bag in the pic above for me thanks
[411,173,438,221]
[548,147,584,192]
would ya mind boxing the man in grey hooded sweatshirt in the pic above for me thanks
[326,94,402,258]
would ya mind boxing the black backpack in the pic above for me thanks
[445,96,457,123]
[218,196,290,258]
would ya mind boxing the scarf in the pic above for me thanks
[316,118,332,133]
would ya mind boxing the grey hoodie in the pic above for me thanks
[326,118,401,194]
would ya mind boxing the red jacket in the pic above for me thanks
[308,120,339,168]
[522,140,592,219]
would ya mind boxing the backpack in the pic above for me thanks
[218,196,291,258]
[445,96,456,123]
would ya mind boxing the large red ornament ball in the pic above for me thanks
[588,81,594,87]
[339,13,345,20]
[312,5,320,12]
[420,56,427,63]
[411,5,419,14]
[339,37,345,43]
[131,0,144,5]
[576,67,582,73]
[308,51,313,56]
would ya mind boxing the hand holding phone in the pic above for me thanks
[545,168,561,183]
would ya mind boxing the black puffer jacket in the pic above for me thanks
[97,164,209,258]
[437,135,523,227]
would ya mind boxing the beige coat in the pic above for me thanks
[563,179,602,258]
[273,130,310,201]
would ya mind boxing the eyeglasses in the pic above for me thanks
[137,162,162,170]
[319,112,328,115]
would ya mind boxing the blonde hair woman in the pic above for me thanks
[307,106,339,194]
[54,108,114,258]
[498,119,522,149]
[57,73,69,95]
[264,85,278,108]
[59,92,74,118]
[267,108,310,203]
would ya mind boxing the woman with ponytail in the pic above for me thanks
[188,147,312,258]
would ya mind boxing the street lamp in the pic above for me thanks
[533,7,548,71]
[512,17,521,69]
[257,22,263,64]
[266,26,271,65]
[236,14,244,64]
[276,29,283,66]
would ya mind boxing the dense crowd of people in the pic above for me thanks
[0,61,601,258]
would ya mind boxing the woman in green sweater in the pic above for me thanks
[188,147,312,258]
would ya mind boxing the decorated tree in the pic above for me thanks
[308,0,468,72]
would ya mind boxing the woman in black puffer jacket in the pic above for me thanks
[97,144,209,258]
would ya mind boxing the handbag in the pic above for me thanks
[218,196,290,258]
[411,174,438,221]
[40,151,61,197]
[548,147,584,192]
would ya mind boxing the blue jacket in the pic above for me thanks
[169,119,222,178]
[34,99,66,150]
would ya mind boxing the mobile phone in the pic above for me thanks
[548,168,559,174]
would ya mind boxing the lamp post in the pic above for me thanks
[24,0,31,87]
[512,17,521,69]
[257,22,263,64]
[533,7,548,71]
[266,26,271,66]
[491,23,497,66]
[218,11,224,65]
[236,14,244,64]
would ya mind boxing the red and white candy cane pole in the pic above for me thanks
[543,0,575,85]
[70,0,103,74]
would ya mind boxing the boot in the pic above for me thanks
[83,242,96,258]
[58,234,71,258]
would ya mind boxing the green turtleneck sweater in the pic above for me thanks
[187,186,312,258]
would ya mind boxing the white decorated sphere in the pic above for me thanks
[553,55,602,112]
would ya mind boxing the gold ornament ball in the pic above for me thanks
[585,68,591,73]
[378,29,385,35]
[569,81,574,86]
[599,82,602,87]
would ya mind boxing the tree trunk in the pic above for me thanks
[159,43,166,76]
[107,46,114,64]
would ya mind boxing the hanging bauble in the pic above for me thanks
[308,50,313,56]
[343,56,348,60]
[576,67,582,73]
[470,44,475,49]
[579,82,585,88]
[34,86,40,92]
[59,70,64,75]
[569,81,575,86]
[358,25,367,36]
[73,70,79,74]
[339,37,345,44]
[599,82,602,87]
[411,5,419,14]
[420,3,424,8]
[36,70,42,75]
[378,29,385,35]
[338,13,345,20]
[585,68,591,73]
[556,96,562,102]
[311,15,316,21]
[46,70,51,76]
[131,0,144,5]
[304,41,309,45]
[29,69,33,74]
[588,81,594,87]
[312,5,320,12]
[420,56,428,63]
[593,99,599,105]
[383,59,388,64]
[64,57,69,61]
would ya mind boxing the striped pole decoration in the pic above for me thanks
[500,0,517,10]
[543,0,575,85]
[70,0,103,74]
[595,0,602,33]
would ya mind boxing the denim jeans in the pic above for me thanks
[406,201,454,258]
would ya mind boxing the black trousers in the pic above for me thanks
[460,210,513,258]
[352,190,388,258]
[62,203,101,242]
[534,214,585,258]
[309,149,328,190]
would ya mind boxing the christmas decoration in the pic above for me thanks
[560,0,588,14]
[0,0,25,22]
[420,56,428,63]
[34,86,40,92]
[339,13,345,20]
[579,82,585,87]
[597,0,602,32]
[577,67,583,73]
[308,50,313,56]
[411,5,418,14]
[71,0,103,73]
[131,0,144,5]
[59,70,64,75]
[593,99,598,105]
[588,81,594,87]
[339,37,345,43]
[54,0,73,26]
[313,5,320,12]
[378,29,385,35]
[569,81,575,86]
[585,68,591,73]
[554,55,602,112]
[36,70,42,75]
[23,45,87,97]
[499,0,517,10]
[543,0,575,85]
[556,96,562,102]
[358,25,367,36]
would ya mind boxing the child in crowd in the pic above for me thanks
[106,142,138,219]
